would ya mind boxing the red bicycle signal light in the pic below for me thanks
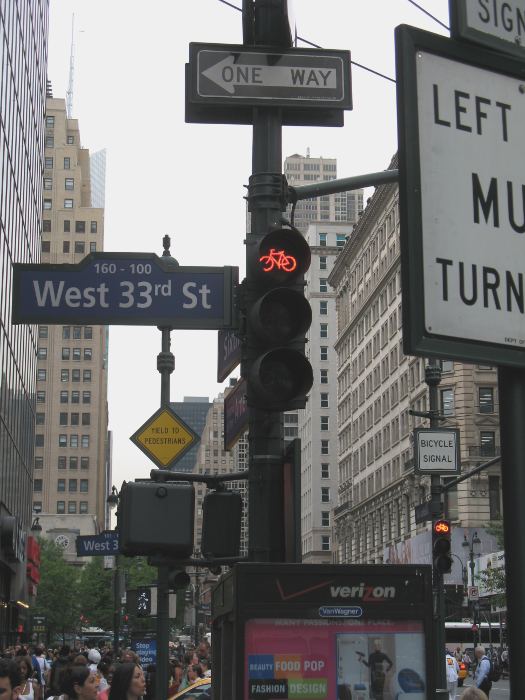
[260,248,297,273]
[255,225,311,284]
[433,519,450,535]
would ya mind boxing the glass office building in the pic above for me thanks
[0,0,49,644]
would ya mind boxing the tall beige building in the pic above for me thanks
[328,155,501,576]
[33,97,110,549]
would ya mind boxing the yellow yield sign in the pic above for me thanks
[130,405,200,469]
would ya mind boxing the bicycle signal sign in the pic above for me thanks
[260,248,297,273]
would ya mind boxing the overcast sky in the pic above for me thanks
[46,0,448,488]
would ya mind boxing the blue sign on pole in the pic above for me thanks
[12,252,238,329]
[76,530,120,557]
[133,639,157,666]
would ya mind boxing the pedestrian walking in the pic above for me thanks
[0,658,23,700]
[460,687,488,699]
[14,655,38,700]
[473,646,492,698]
[108,663,145,700]
[60,666,99,700]
[445,650,459,700]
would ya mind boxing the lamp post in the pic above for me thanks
[107,487,120,657]
[463,531,482,647]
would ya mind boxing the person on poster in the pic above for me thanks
[356,639,393,700]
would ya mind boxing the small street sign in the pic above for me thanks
[450,0,525,60]
[414,500,433,524]
[468,586,480,600]
[186,43,351,127]
[130,405,200,469]
[12,252,238,329]
[76,530,119,557]
[396,25,525,368]
[224,378,248,451]
[32,615,46,633]
[217,328,241,383]
[414,428,461,475]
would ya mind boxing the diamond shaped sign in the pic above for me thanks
[130,405,200,469]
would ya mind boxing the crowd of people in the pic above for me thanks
[0,638,212,700]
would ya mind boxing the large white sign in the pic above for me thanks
[414,428,460,474]
[417,51,525,349]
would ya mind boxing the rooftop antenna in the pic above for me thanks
[66,14,75,118]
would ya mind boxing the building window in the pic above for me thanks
[61,370,69,382]
[489,475,501,519]
[73,348,81,361]
[82,391,91,404]
[70,457,78,469]
[81,457,90,469]
[62,326,70,339]
[84,348,92,361]
[320,346,328,361]
[479,387,494,413]
[43,177,52,190]
[81,435,90,448]
[65,178,74,190]
[80,501,88,514]
[33,502,42,513]
[321,487,330,502]
[480,431,496,456]
[37,369,47,381]
[80,479,89,493]
[35,457,44,469]
[90,221,97,233]
[320,393,329,408]
[64,157,71,169]
[74,242,85,254]
[41,241,50,253]
[68,501,77,514]
[320,323,328,338]
[70,434,79,448]
[320,278,328,292]
[89,242,97,253]
[45,157,53,169]
[319,233,327,246]
[58,456,66,469]
[336,233,346,247]
[62,348,70,360]
[33,479,43,492]
[319,256,327,270]
[63,241,70,253]
[321,511,330,527]
[440,388,454,416]
[67,135,74,144]
[37,347,47,360]
[46,115,55,128]
[37,391,46,403]
[42,219,51,232]
[320,416,329,431]
[72,369,81,382]
[45,136,54,147]
[82,413,90,426]
[321,440,329,455]
[321,535,331,551]
[83,370,92,382]
[35,433,44,446]
[64,198,73,208]
[440,360,453,373]
[60,391,68,403]
[320,369,328,384]
[72,391,80,404]
[64,220,71,232]
[57,479,66,492]
[39,326,48,339]
[59,412,68,426]
[69,479,77,493]
[73,326,82,339]
[320,301,328,315]
[70,413,79,426]
[321,463,329,479]
[57,501,65,514]
[75,221,85,233]
[59,435,67,447]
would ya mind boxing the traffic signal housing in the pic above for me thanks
[243,224,313,411]
[432,519,453,574]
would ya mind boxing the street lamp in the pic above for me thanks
[30,517,42,533]
[462,531,482,646]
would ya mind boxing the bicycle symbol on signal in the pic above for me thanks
[259,248,297,273]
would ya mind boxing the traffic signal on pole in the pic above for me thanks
[243,223,313,411]
[136,587,151,617]
[432,519,453,574]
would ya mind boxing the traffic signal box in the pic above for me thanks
[243,224,313,411]
[432,519,453,574]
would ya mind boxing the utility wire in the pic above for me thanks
[217,0,396,84]
[406,0,449,31]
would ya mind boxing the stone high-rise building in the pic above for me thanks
[33,97,110,555]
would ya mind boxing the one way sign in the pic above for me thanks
[188,42,352,110]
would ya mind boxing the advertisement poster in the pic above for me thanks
[245,618,426,699]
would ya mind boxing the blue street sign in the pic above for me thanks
[132,639,157,666]
[12,252,238,329]
[76,530,119,557]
